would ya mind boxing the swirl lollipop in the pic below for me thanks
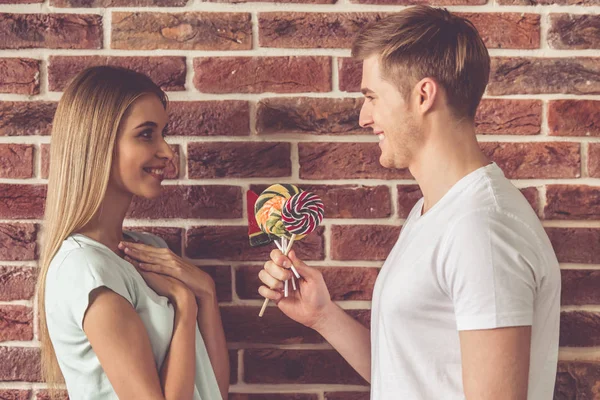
[282,191,324,240]
[258,190,325,317]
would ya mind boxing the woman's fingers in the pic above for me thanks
[121,245,166,264]
[119,241,173,259]
[258,269,284,290]
[264,260,292,282]
[258,285,282,302]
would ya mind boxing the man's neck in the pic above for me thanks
[408,122,490,215]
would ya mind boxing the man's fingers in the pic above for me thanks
[258,285,282,302]
[264,260,293,282]
[270,248,290,267]
[258,269,284,290]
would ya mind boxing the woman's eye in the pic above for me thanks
[139,129,153,139]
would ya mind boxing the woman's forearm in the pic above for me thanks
[197,295,230,399]
[160,293,198,400]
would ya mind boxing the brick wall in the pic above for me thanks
[0,0,598,397]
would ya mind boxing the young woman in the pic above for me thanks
[36,66,229,400]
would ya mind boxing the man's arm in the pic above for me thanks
[314,302,371,382]
[258,250,371,382]
[459,326,531,400]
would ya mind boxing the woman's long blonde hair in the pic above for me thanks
[36,66,167,392]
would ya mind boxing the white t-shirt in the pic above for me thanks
[370,163,561,399]
[45,231,222,400]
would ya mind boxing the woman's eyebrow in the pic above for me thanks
[134,121,158,129]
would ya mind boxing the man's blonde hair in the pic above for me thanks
[352,6,490,118]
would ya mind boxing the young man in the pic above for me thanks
[258,6,561,399]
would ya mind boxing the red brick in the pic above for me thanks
[236,265,378,301]
[397,185,422,219]
[259,13,383,49]
[549,14,600,49]
[48,56,186,92]
[555,362,600,399]
[222,306,323,344]
[338,58,362,93]
[124,227,183,255]
[351,0,484,4]
[0,145,34,179]
[500,0,598,4]
[199,265,232,302]
[0,14,102,49]
[168,101,250,136]
[475,99,542,135]
[0,347,40,381]
[41,144,49,179]
[0,266,37,301]
[185,226,325,261]
[244,349,368,385]
[256,97,363,135]
[51,0,184,6]
[589,143,600,178]
[1,0,40,3]
[0,224,37,261]
[35,391,68,400]
[560,311,600,347]
[331,225,401,261]
[193,57,331,94]
[214,0,334,3]
[325,393,369,400]
[561,270,600,306]
[459,13,540,49]
[188,142,291,179]
[128,185,242,219]
[251,184,391,219]
[260,12,537,50]
[480,142,580,179]
[0,185,46,219]
[546,228,600,264]
[231,395,317,400]
[488,57,600,95]
[0,102,56,136]
[299,143,412,180]
[0,58,39,95]
[544,185,600,220]
[112,12,251,50]
[0,305,33,342]
[548,100,600,137]
[0,390,31,400]
[229,350,237,384]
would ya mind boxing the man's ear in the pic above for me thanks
[415,77,438,115]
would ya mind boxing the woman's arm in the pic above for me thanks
[84,278,197,400]
[120,241,231,398]
[196,291,230,399]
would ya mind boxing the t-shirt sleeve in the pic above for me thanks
[54,249,137,330]
[439,209,538,331]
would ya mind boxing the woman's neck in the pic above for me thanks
[77,185,133,254]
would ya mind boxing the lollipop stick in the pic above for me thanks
[259,234,297,317]
[291,274,297,290]
[284,279,289,297]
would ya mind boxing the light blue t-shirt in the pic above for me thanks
[45,231,222,400]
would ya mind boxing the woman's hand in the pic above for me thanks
[120,242,216,302]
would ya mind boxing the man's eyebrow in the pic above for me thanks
[361,88,374,95]
[134,121,158,129]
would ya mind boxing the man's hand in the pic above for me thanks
[258,249,334,331]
